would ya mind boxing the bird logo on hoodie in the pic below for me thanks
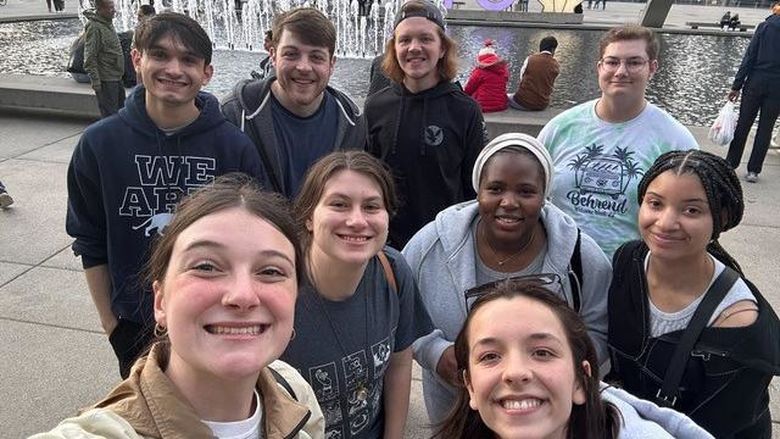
[425,125,444,146]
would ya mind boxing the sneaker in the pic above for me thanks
[745,172,759,183]
[0,191,13,208]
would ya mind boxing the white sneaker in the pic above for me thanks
[0,191,13,208]
[745,172,759,183]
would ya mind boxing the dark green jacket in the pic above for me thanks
[83,10,124,88]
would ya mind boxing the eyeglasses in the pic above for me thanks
[598,56,650,73]
[464,273,562,310]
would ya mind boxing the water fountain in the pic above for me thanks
[0,2,751,125]
[76,0,448,58]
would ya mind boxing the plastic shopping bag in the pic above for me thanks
[708,101,738,146]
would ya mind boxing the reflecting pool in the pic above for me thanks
[0,19,749,126]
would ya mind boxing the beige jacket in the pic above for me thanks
[29,343,324,439]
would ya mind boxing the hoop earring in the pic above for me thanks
[154,323,168,338]
[290,328,296,341]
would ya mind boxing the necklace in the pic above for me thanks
[309,267,371,403]
[480,220,537,267]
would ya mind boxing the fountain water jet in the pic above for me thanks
[81,0,449,57]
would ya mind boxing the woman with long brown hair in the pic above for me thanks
[435,278,712,438]
[281,151,432,439]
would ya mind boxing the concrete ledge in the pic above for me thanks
[0,13,78,23]
[0,74,99,120]
[446,10,583,24]
[444,17,753,37]
[484,107,563,137]
[0,74,562,134]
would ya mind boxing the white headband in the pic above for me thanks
[471,132,554,198]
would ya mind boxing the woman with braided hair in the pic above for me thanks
[607,150,780,438]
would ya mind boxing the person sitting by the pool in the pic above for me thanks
[464,39,509,113]
[508,36,560,111]
[720,11,731,29]
[729,13,741,30]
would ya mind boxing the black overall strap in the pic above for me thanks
[567,229,583,313]
[655,266,740,407]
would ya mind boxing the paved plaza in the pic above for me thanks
[1,0,780,437]
[2,118,779,439]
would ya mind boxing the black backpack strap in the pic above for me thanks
[268,366,298,401]
[567,229,583,313]
[655,266,740,407]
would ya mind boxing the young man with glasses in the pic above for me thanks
[537,25,697,258]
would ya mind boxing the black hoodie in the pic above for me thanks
[365,81,487,248]
[66,86,263,324]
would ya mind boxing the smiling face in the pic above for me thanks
[465,296,586,439]
[394,17,445,92]
[597,39,657,105]
[270,29,335,116]
[153,207,297,383]
[132,35,213,107]
[307,170,389,267]
[478,152,545,247]
[639,170,713,262]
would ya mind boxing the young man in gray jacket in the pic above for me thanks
[221,7,365,197]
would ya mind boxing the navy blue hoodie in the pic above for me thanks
[732,14,780,91]
[66,86,263,324]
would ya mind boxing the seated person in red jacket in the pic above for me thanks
[464,39,509,113]
[509,36,560,111]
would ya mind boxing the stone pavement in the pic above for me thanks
[1,110,779,437]
[0,0,80,22]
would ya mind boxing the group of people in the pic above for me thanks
[464,36,560,113]
[719,11,742,30]
[28,1,780,438]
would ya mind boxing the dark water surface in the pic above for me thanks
[0,19,749,126]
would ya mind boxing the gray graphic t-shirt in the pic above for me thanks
[538,99,697,257]
[280,248,433,439]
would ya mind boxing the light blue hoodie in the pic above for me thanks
[403,200,612,424]
[602,384,714,438]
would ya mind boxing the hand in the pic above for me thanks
[435,345,460,387]
[727,90,740,102]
